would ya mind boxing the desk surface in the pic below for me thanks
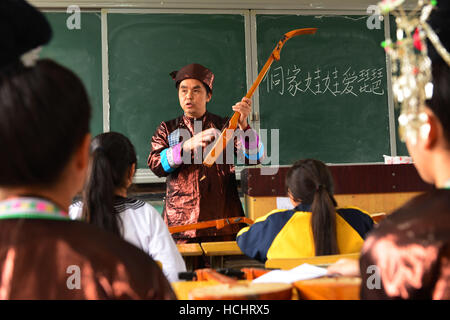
[176,243,203,256]
[172,277,360,300]
[265,252,360,270]
[200,241,243,256]
[173,280,296,300]
[294,277,361,300]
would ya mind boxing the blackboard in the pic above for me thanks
[41,12,103,137]
[108,13,247,169]
[256,14,391,165]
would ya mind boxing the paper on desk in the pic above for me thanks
[252,263,327,284]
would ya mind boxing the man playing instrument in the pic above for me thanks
[148,63,263,243]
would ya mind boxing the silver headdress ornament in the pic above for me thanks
[20,46,42,67]
[378,0,450,144]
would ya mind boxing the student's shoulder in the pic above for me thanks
[53,219,158,263]
[116,197,163,223]
[389,189,450,221]
[114,197,147,214]
[337,206,372,220]
[253,208,297,223]
[238,208,298,239]
[369,189,450,238]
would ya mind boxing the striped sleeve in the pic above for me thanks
[237,209,294,262]
[160,143,183,173]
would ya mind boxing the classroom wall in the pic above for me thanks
[241,164,433,218]
[31,0,412,183]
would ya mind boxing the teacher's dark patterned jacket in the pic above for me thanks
[148,111,263,242]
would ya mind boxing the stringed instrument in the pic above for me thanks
[202,28,318,167]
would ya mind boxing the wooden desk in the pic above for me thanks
[173,280,296,300]
[200,241,242,256]
[265,252,360,270]
[294,277,361,300]
[172,280,219,300]
[177,243,203,256]
[200,241,243,269]
[199,241,264,269]
[177,243,203,271]
[172,277,360,300]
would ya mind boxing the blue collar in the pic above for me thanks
[294,203,312,212]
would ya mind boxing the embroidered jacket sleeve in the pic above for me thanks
[236,125,264,165]
[148,120,263,176]
[148,121,183,177]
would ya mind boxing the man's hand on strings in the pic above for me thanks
[232,97,252,130]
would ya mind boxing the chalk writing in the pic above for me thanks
[263,65,385,97]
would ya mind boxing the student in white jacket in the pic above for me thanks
[69,132,186,283]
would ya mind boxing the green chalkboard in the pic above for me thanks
[108,13,247,169]
[257,14,391,165]
[41,12,103,137]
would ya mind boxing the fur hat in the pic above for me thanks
[170,63,214,93]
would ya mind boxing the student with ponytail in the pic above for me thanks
[237,159,374,262]
[70,132,186,283]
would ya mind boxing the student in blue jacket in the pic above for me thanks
[237,159,374,262]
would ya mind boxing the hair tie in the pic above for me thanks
[20,47,42,67]
[316,184,325,192]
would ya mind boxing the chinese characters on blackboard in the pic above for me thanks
[263,65,385,97]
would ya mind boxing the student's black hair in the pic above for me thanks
[285,159,339,256]
[0,59,91,187]
[82,132,137,237]
[426,2,450,142]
